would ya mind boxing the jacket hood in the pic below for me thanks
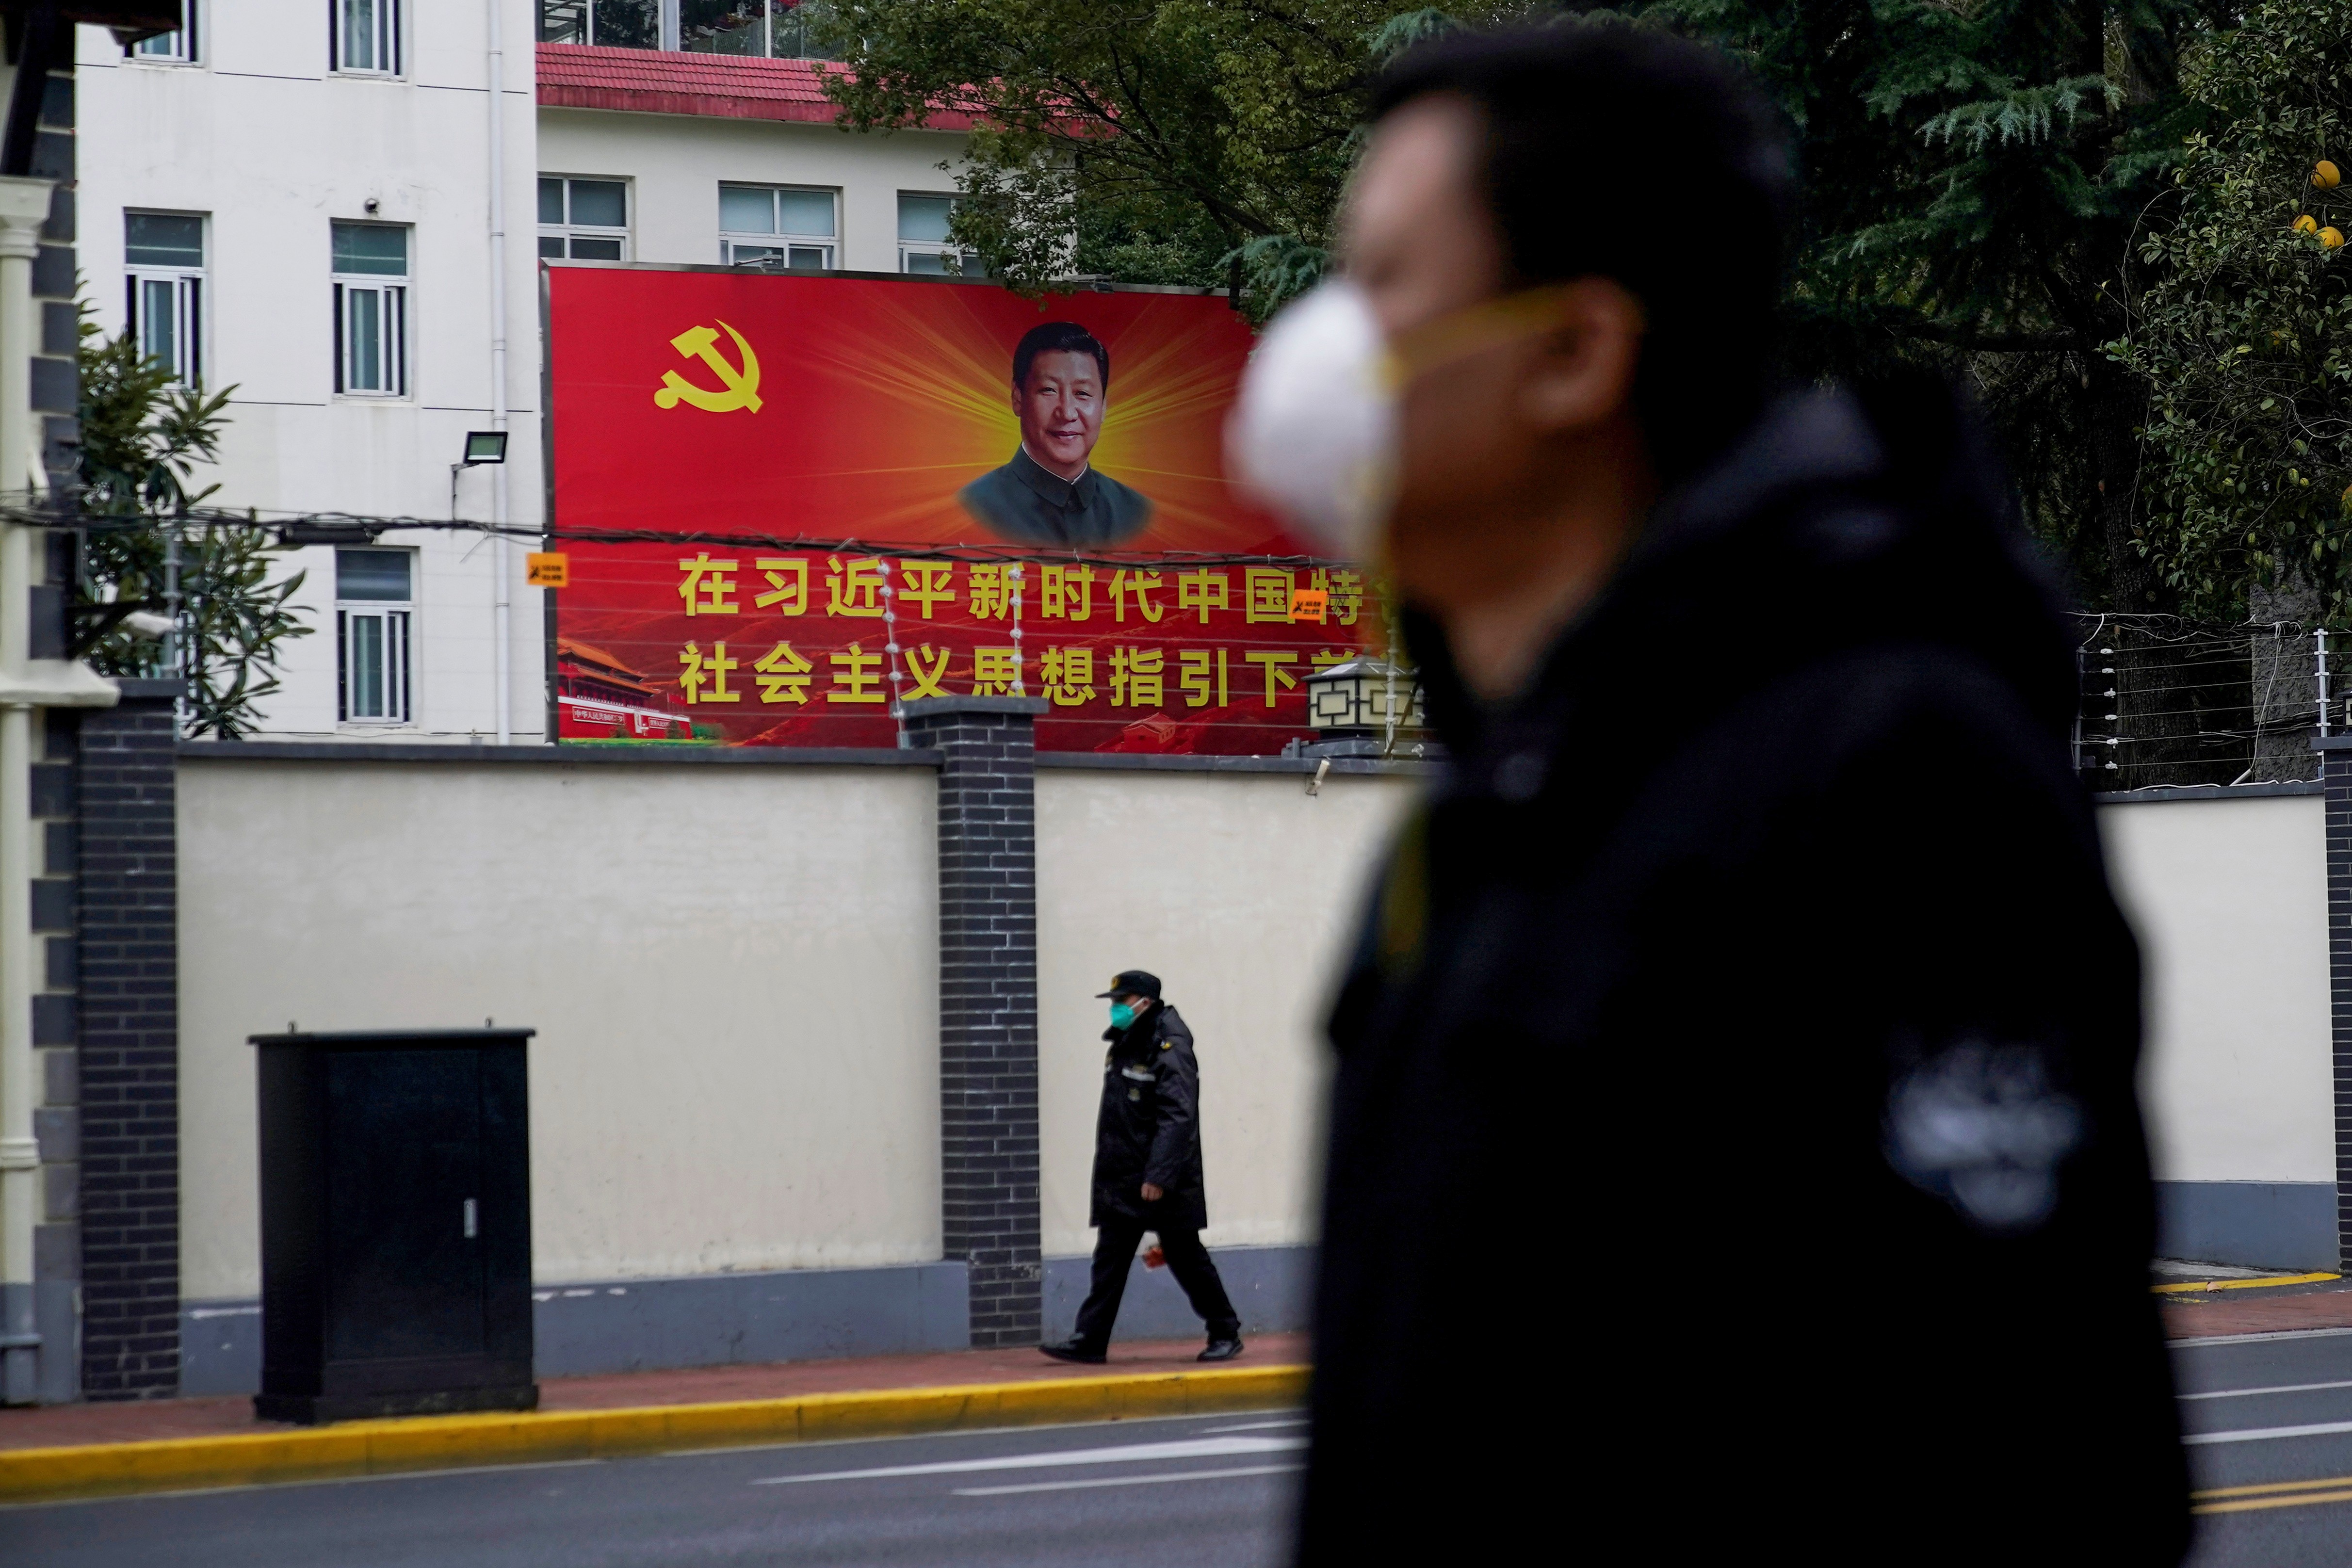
[1412,375,2077,763]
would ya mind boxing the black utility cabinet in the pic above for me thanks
[250,1029,537,1424]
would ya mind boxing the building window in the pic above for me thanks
[898,194,976,275]
[125,212,204,385]
[337,549,413,724]
[719,184,835,269]
[679,0,839,59]
[332,221,408,398]
[540,0,834,56]
[538,178,629,261]
[331,0,401,75]
[537,0,657,49]
[129,5,198,63]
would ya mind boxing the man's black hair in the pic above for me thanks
[1373,23,1794,482]
[1012,321,1112,392]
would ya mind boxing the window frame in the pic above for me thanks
[127,3,199,64]
[538,176,632,263]
[896,192,978,276]
[335,549,416,726]
[330,220,411,400]
[330,0,403,78]
[124,210,206,387]
[717,182,838,271]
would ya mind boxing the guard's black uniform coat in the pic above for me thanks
[1090,1003,1208,1231]
[1295,383,2189,1563]
[1069,1001,1237,1351]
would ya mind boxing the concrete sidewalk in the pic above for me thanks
[0,1335,1309,1505]
[2161,1277,2352,1339]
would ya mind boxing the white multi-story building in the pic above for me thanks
[72,0,969,741]
[535,38,973,275]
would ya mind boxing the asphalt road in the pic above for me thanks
[14,1331,2352,1565]
[0,1409,1306,1568]
[2178,1325,2352,1566]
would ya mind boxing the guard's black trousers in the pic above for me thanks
[1072,1216,1240,1351]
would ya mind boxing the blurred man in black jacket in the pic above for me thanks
[1286,24,2187,1565]
[1040,970,1243,1364]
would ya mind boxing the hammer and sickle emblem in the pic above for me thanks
[653,321,762,413]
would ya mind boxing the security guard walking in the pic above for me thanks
[1041,970,1244,1364]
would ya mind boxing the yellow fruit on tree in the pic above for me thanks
[2296,213,2320,233]
[2325,227,2348,250]
[2318,160,2343,189]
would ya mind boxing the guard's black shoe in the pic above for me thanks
[1198,1338,1244,1362]
[1038,1340,1107,1364]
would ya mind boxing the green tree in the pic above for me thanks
[75,313,310,739]
[821,1,1491,315]
[1638,0,2221,612]
[2107,0,2352,626]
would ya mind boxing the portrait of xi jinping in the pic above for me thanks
[958,321,1155,547]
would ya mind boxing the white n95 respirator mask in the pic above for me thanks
[1226,279,1578,563]
[1225,280,1398,564]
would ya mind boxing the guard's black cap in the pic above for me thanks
[1096,970,1162,1000]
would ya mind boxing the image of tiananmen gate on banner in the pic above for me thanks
[543,264,1378,753]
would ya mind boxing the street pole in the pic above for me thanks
[486,0,512,744]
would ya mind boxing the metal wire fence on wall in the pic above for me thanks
[2076,614,2329,792]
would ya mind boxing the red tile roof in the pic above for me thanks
[535,43,980,130]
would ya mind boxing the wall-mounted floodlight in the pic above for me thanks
[452,431,510,521]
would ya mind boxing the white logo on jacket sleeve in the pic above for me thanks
[1883,1041,2083,1233]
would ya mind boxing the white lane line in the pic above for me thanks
[2185,1420,2352,1447]
[1202,1418,1309,1434]
[2182,1379,2352,1403]
[2174,1327,2352,1349]
[753,1435,1305,1486]
[955,1463,1302,1498]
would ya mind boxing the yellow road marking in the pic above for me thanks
[2195,1487,2352,1516]
[2153,1272,2340,1295]
[2196,1473,2352,1501]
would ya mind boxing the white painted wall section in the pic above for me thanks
[2101,793,2333,1186]
[537,107,967,272]
[1033,769,1416,1259]
[176,759,942,1301]
[76,3,548,739]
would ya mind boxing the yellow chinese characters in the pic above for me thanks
[972,647,1022,695]
[1040,647,1096,706]
[829,642,886,702]
[900,561,956,619]
[969,563,1023,621]
[1041,565,1096,621]
[679,641,740,703]
[1110,647,1165,707]
[678,553,740,617]
[752,641,812,703]
[825,556,889,618]
[905,644,953,700]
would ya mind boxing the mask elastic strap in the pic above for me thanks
[1378,285,1590,391]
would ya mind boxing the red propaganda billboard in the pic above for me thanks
[544,265,1377,753]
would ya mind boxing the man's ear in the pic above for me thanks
[1517,278,1646,433]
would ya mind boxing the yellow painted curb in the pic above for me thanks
[2151,1272,2340,1295]
[0,1363,1310,1507]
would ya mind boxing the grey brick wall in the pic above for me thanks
[902,696,1047,1347]
[76,683,180,1399]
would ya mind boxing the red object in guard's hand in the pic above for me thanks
[1143,1245,1167,1270]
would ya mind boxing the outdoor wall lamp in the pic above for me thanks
[452,430,509,519]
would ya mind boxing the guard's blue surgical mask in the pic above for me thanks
[1109,1002,1138,1030]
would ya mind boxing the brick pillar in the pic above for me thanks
[21,706,77,1403]
[902,696,1047,1347]
[76,682,179,1399]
